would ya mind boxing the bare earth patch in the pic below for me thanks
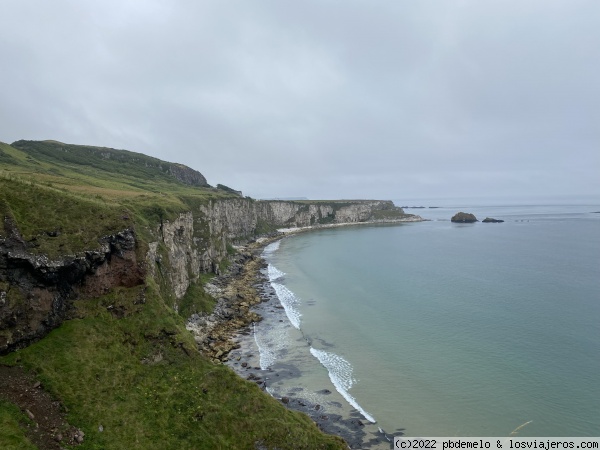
[0,365,83,449]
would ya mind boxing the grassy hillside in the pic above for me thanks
[0,140,237,254]
[9,139,209,188]
[0,140,345,449]
[1,284,343,449]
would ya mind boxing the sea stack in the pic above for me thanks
[482,217,504,223]
[451,212,478,223]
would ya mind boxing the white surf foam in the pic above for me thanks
[271,282,302,329]
[253,322,276,369]
[262,239,281,256]
[267,264,285,282]
[253,322,290,369]
[310,347,377,423]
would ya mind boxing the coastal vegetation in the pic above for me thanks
[0,284,343,449]
[0,140,347,449]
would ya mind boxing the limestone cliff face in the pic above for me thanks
[199,198,258,239]
[147,210,225,303]
[153,199,415,304]
[194,199,407,238]
[157,212,200,299]
[254,201,334,227]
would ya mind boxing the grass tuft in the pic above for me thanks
[0,399,37,450]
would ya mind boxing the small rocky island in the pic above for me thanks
[450,212,505,223]
[451,212,478,223]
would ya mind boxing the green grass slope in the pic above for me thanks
[10,139,209,188]
[0,140,237,254]
[0,140,345,449]
[1,284,343,449]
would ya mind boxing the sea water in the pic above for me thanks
[256,201,600,437]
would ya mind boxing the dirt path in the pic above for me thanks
[0,365,83,449]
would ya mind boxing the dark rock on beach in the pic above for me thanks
[482,217,504,223]
[451,212,478,223]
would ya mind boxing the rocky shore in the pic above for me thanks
[185,241,269,363]
[186,226,410,449]
[224,275,402,449]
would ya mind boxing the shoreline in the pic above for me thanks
[186,215,423,362]
[274,214,424,235]
[224,256,401,449]
[187,218,419,447]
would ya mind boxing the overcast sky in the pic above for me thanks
[1,1,599,202]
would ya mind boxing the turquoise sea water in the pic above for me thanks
[259,202,600,437]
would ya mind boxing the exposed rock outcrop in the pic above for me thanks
[186,251,264,363]
[482,217,504,223]
[451,212,478,223]
[0,217,144,354]
[168,163,209,187]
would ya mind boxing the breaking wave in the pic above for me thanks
[310,347,376,423]
[260,240,374,423]
[262,240,281,256]
[271,282,301,329]
[253,322,287,369]
[267,264,285,282]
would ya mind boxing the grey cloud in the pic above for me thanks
[1,0,598,201]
